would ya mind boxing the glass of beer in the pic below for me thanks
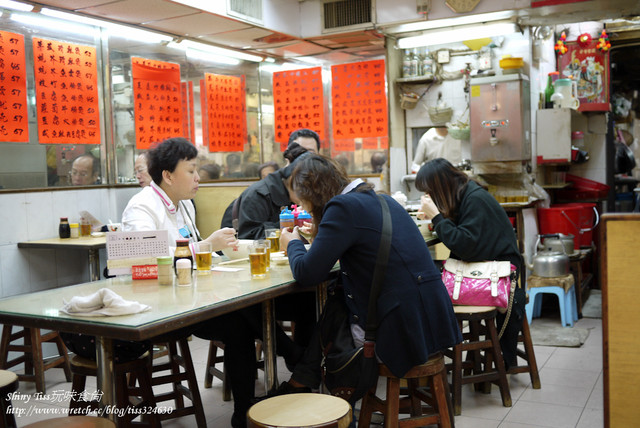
[249,242,268,279]
[195,241,212,272]
[265,228,281,252]
[255,239,271,271]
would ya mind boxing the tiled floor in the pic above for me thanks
[7,314,603,427]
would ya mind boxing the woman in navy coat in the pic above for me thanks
[279,155,461,391]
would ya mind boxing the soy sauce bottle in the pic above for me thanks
[173,239,193,274]
[59,217,71,239]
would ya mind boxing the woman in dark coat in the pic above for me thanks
[278,154,461,392]
[415,157,525,369]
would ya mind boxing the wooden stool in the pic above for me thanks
[248,393,352,428]
[204,340,231,401]
[506,314,541,389]
[0,326,71,393]
[204,339,265,402]
[68,353,159,427]
[446,306,512,416]
[23,416,116,427]
[0,369,19,428]
[150,337,206,427]
[358,353,453,428]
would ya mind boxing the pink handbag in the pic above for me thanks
[441,259,516,308]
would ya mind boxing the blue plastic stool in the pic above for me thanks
[526,285,578,327]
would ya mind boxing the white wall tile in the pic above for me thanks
[0,245,30,297]
[0,193,27,245]
[51,190,79,226]
[25,191,55,240]
[27,248,58,292]
[55,248,91,286]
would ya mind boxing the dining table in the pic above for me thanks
[17,235,107,281]
[0,257,321,423]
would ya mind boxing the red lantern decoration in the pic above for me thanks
[555,31,568,55]
[597,29,611,52]
[577,32,592,48]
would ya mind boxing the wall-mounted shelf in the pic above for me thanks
[395,76,435,84]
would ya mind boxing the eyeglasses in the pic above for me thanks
[69,169,89,177]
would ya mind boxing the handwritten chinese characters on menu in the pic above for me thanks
[0,31,29,143]
[131,57,184,150]
[204,73,246,152]
[32,38,99,145]
[331,60,388,151]
[273,67,325,151]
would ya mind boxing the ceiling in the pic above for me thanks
[29,0,386,63]
[26,0,640,64]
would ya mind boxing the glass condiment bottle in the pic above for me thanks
[69,222,79,239]
[59,217,71,239]
[157,256,173,286]
[173,238,193,274]
[544,73,555,109]
[80,217,91,237]
[279,209,295,231]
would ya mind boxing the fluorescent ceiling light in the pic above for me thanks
[184,48,240,65]
[169,40,263,62]
[397,21,518,49]
[10,13,93,36]
[0,0,33,12]
[260,63,316,73]
[41,8,172,44]
[386,10,516,34]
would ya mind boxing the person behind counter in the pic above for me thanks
[134,152,152,187]
[70,154,100,185]
[415,158,525,370]
[272,154,461,402]
[122,137,236,255]
[411,126,461,174]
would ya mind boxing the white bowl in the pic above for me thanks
[221,239,253,260]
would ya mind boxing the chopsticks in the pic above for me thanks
[217,258,249,265]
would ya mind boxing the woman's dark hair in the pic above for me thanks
[290,154,352,232]
[148,137,198,185]
[415,158,470,220]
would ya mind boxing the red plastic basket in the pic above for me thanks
[556,174,610,200]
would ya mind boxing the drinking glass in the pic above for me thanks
[249,242,268,279]
[265,228,281,252]
[195,241,213,272]
[255,239,271,271]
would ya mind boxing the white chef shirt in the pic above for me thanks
[122,181,200,256]
[411,127,462,173]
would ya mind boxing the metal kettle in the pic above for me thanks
[538,233,575,256]
[527,235,570,277]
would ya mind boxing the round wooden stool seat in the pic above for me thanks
[378,353,445,379]
[0,369,18,389]
[23,416,116,428]
[248,393,352,428]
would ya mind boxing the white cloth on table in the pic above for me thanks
[61,288,151,316]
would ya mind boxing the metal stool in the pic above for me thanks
[248,393,352,428]
[0,369,19,428]
[23,416,116,428]
[0,326,71,393]
[358,353,453,428]
[68,353,159,427]
[445,305,512,416]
